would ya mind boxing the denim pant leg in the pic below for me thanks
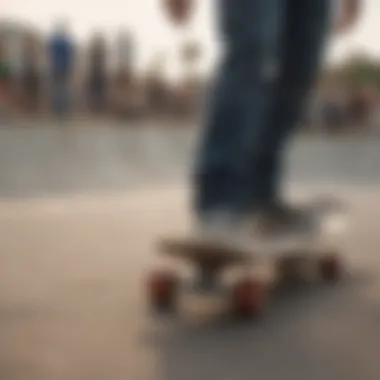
[247,0,332,206]
[193,0,283,218]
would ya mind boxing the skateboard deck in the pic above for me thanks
[159,238,251,267]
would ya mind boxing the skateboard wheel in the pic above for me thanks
[147,270,179,312]
[319,255,342,282]
[230,277,266,318]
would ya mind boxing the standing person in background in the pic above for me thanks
[21,33,42,115]
[85,33,108,115]
[162,0,362,250]
[0,41,12,118]
[0,27,26,118]
[48,21,75,119]
[111,29,143,119]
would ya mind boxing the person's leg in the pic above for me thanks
[248,0,332,211]
[193,0,283,224]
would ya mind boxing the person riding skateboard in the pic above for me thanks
[162,0,362,249]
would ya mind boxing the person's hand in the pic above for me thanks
[162,0,194,26]
[335,0,362,35]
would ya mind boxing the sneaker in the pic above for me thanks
[251,201,315,238]
[191,211,254,256]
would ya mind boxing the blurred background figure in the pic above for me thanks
[322,85,347,133]
[0,39,11,118]
[48,20,75,119]
[347,85,374,129]
[20,32,43,115]
[0,21,25,118]
[111,29,145,120]
[85,32,108,115]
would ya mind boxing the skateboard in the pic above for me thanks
[146,197,347,319]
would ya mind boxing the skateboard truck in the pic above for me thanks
[194,258,226,292]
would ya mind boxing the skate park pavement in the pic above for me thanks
[1,125,380,380]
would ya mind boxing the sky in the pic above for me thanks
[0,0,379,79]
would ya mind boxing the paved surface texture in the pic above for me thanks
[1,186,380,380]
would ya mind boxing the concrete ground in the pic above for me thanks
[1,125,380,379]
[1,185,380,380]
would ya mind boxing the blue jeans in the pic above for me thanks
[194,0,332,218]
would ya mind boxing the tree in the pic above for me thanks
[324,52,380,89]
